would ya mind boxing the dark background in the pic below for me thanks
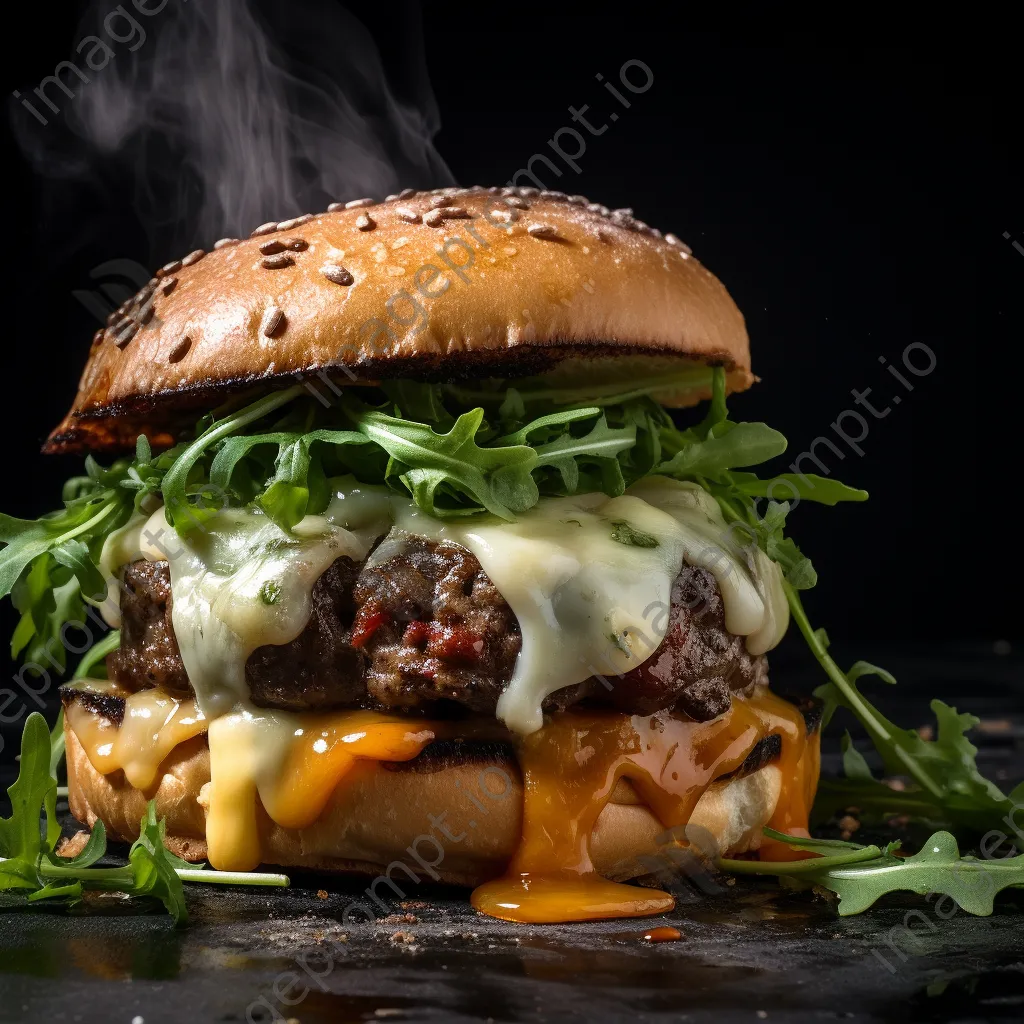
[1,7,1020,741]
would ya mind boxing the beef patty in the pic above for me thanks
[106,539,767,721]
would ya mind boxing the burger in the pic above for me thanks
[2,186,863,923]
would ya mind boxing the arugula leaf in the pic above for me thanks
[0,713,57,889]
[532,415,637,495]
[124,803,190,924]
[656,421,788,478]
[730,471,869,505]
[162,385,305,533]
[1,715,290,922]
[789,584,1017,833]
[356,407,537,519]
[723,830,1024,917]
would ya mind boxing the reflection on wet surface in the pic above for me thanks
[2,873,1023,1024]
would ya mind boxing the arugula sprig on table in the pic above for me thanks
[719,828,1024,916]
[0,713,288,922]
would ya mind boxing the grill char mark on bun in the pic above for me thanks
[45,187,752,456]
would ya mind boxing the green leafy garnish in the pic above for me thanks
[720,828,1024,916]
[0,712,289,923]
[258,580,282,606]
[788,585,1021,833]
[610,520,660,548]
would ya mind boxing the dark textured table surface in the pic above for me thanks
[2,646,1022,1024]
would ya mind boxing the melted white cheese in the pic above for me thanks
[99,476,786,734]
[383,478,787,734]
[127,506,371,717]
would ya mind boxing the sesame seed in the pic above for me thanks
[442,207,471,219]
[252,221,279,237]
[168,336,192,363]
[429,195,454,208]
[284,238,309,251]
[321,264,354,286]
[181,249,206,267]
[587,203,610,217]
[345,197,375,209]
[395,207,421,223]
[422,209,445,227]
[500,187,517,196]
[396,187,416,200]
[262,306,286,337]
[649,227,663,239]
[214,237,237,249]
[517,186,540,197]
[594,227,612,244]
[356,213,376,231]
[261,253,294,269]
[259,239,286,255]
[504,196,529,210]
[161,260,182,274]
[137,300,155,325]
[611,207,633,218]
[539,190,566,201]
[327,202,345,212]
[665,233,692,254]
[276,217,301,231]
[527,223,560,240]
[113,320,139,348]
[568,195,587,205]
[489,208,516,224]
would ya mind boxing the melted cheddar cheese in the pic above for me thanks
[69,686,818,922]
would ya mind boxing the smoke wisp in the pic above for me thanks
[12,0,452,253]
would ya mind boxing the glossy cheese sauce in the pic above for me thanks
[471,688,817,923]
[66,686,206,791]
[69,687,439,870]
[69,685,819,921]
[98,476,787,736]
[205,707,437,871]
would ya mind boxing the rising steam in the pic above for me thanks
[12,0,452,252]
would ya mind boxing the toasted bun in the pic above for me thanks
[46,187,752,455]
[65,723,780,887]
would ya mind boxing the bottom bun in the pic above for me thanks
[65,725,781,887]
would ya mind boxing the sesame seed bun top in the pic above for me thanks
[45,186,753,454]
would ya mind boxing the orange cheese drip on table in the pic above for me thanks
[471,689,817,923]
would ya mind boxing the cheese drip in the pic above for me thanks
[65,685,206,791]
[101,505,376,718]
[98,477,786,733]
[69,688,438,871]
[376,477,788,734]
[205,707,435,871]
[471,689,818,923]
[67,686,819,922]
